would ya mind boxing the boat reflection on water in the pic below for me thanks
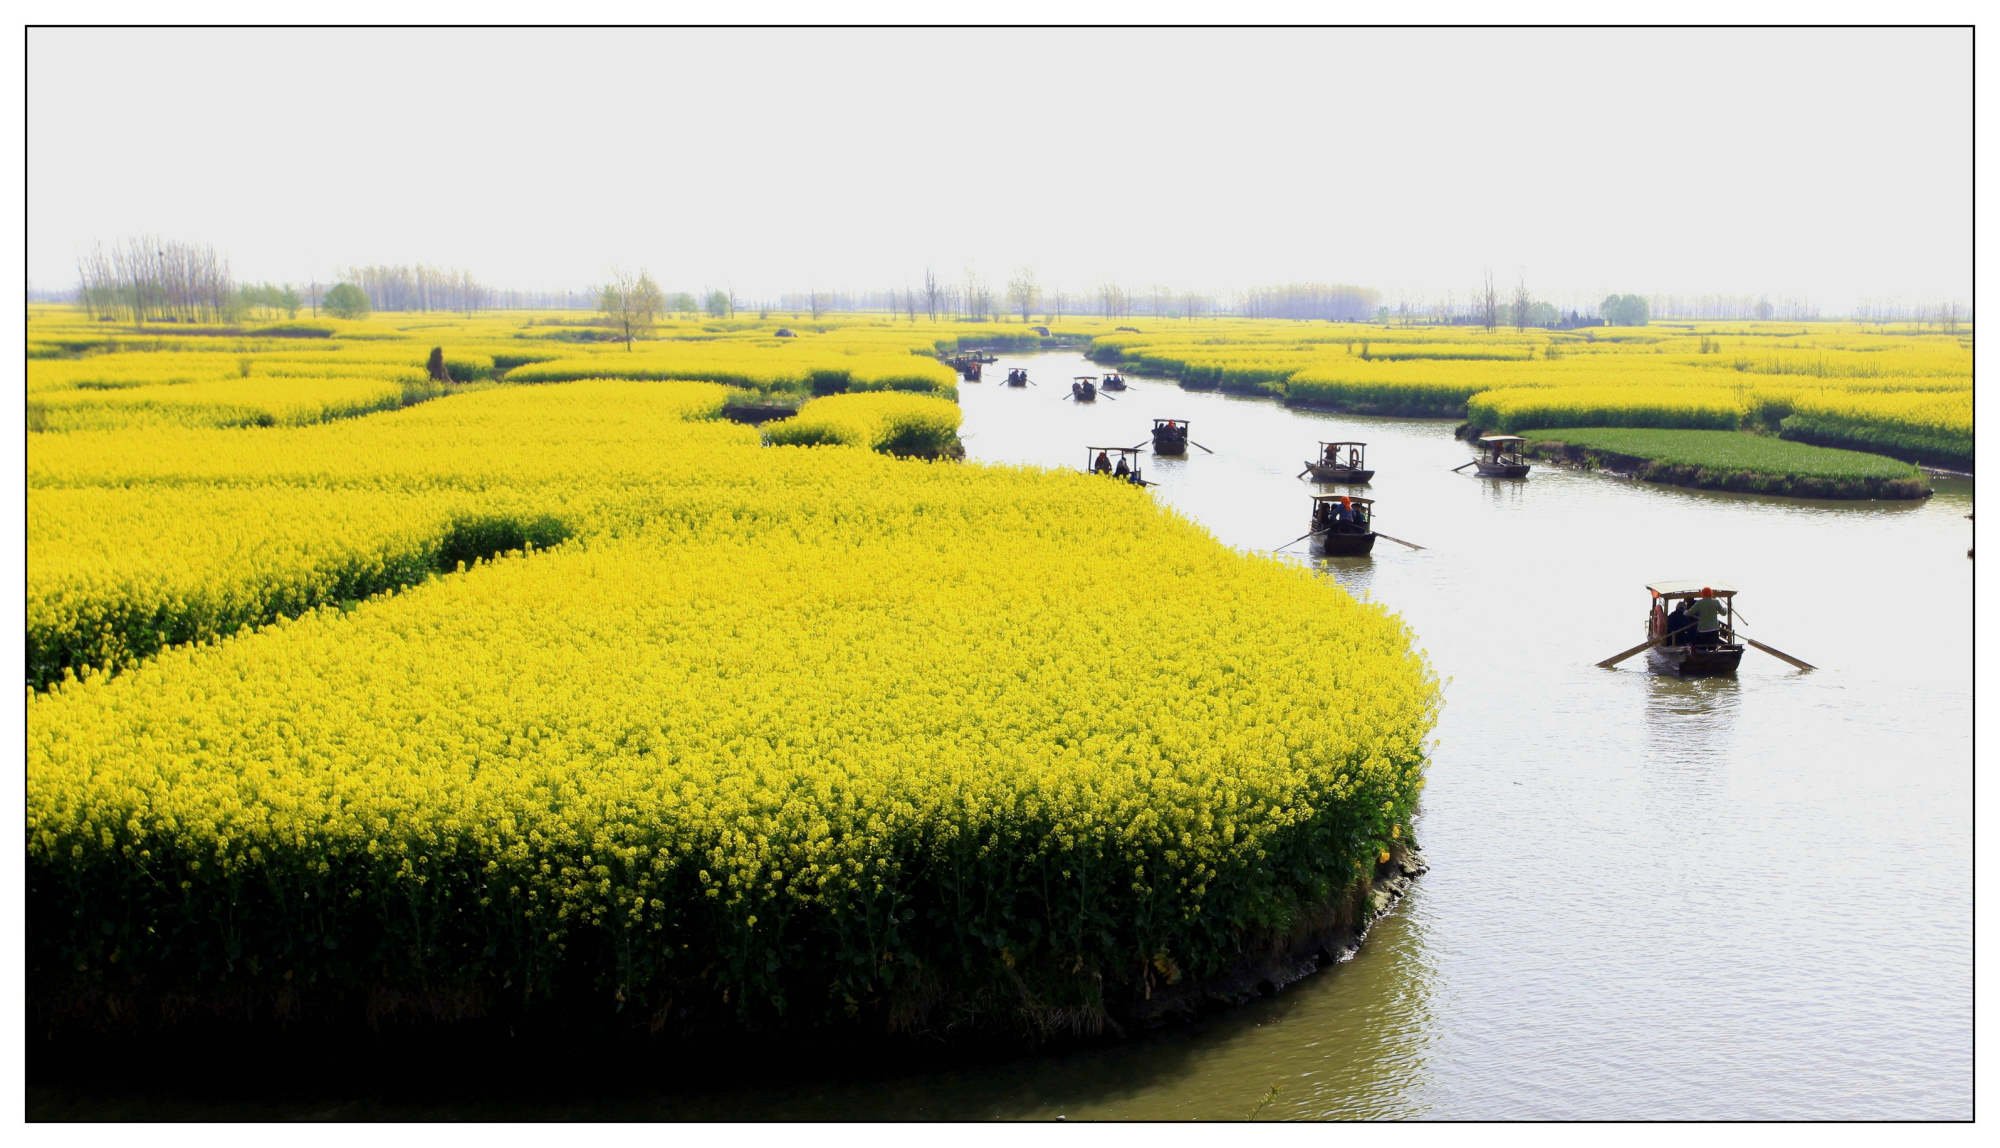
[1642,671,1741,758]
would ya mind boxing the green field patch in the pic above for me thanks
[1521,427,1931,500]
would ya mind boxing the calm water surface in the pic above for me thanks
[36,352,1972,1120]
[900,352,1967,1119]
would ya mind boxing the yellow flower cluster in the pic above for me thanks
[764,391,963,455]
[27,375,420,432]
[27,308,1439,1028]
[1467,385,1745,433]
[1094,319,1972,464]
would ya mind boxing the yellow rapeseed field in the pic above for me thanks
[27,307,1438,1036]
[1092,319,1972,464]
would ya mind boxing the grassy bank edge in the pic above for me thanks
[1481,428,1934,500]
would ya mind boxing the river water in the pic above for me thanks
[30,352,1973,1120]
[835,351,1970,1120]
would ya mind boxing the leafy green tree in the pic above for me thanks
[324,283,371,319]
[597,268,665,350]
[1600,294,1650,326]
[704,289,732,319]
[279,285,302,318]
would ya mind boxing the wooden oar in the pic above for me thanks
[1189,440,1216,454]
[1744,637,1815,671]
[1596,639,1656,668]
[1297,468,1312,479]
[1130,441,1151,451]
[1374,532,1426,551]
[1451,460,1478,473]
[1271,531,1316,553]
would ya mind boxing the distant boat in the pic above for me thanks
[1151,418,1189,455]
[1303,440,1374,483]
[1071,376,1098,401]
[1100,371,1128,391]
[1471,435,1530,478]
[1085,446,1148,486]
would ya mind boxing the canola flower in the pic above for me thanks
[1091,320,1970,465]
[27,314,1440,1032]
[26,375,423,432]
[764,391,963,455]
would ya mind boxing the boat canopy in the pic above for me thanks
[1074,376,1097,382]
[1646,580,1738,598]
[1478,435,1527,444]
[1310,494,1374,506]
[1154,418,1186,426]
[1319,441,1367,448]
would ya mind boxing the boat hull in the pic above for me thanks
[1152,432,1187,455]
[1646,643,1745,677]
[1310,530,1377,556]
[1474,461,1531,478]
[1305,462,1375,483]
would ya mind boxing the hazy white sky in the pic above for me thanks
[27,26,1971,310]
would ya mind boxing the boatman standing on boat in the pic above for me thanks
[1688,587,1725,647]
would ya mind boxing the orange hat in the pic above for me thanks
[1701,586,1714,597]
[1340,496,1352,509]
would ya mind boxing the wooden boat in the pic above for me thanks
[1071,376,1098,401]
[1640,581,1745,676]
[1151,418,1189,455]
[1101,371,1128,391]
[1085,446,1147,486]
[1308,494,1377,556]
[1472,435,1531,478]
[1304,440,1374,483]
[1004,367,1029,386]
[1597,581,1816,675]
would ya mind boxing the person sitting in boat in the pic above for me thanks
[1113,455,1131,478]
[1324,444,1340,463]
[1688,588,1725,647]
[1094,451,1113,474]
[1665,600,1692,646]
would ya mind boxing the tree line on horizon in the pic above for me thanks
[62,236,1969,330]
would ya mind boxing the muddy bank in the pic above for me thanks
[1120,847,1428,1029]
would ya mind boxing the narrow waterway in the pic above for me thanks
[30,352,1971,1120]
[924,352,1972,1119]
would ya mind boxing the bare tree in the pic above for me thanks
[922,267,942,322]
[1098,280,1126,319]
[77,236,236,325]
[1480,270,1499,331]
[904,287,917,322]
[598,267,664,350]
[962,268,993,321]
[809,289,823,321]
[1513,276,1531,332]
[1005,267,1039,323]
[1051,290,1066,322]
